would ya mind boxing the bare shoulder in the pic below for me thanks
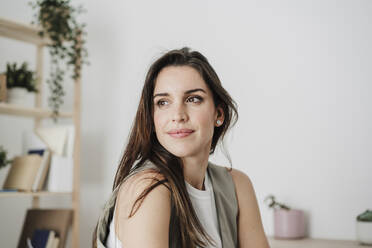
[116,168,170,214]
[115,168,171,247]
[228,168,257,208]
[227,167,270,248]
[228,167,254,190]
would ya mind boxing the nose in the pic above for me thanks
[172,102,188,123]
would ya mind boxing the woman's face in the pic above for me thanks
[153,66,223,158]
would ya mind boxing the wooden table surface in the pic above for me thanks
[268,237,372,248]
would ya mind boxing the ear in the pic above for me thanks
[215,105,225,127]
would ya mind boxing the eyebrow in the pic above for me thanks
[153,88,207,99]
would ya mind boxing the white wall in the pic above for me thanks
[1,0,371,246]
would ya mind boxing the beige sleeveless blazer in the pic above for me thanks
[96,160,238,248]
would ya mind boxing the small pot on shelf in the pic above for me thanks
[4,62,38,106]
[356,209,372,245]
[7,87,29,105]
[274,208,305,239]
[265,194,306,239]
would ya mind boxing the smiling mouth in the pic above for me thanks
[168,130,194,138]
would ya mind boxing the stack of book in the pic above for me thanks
[27,229,60,248]
[2,150,51,192]
[18,208,73,248]
[1,125,75,192]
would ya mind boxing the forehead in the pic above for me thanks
[154,66,210,94]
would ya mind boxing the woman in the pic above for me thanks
[94,47,269,248]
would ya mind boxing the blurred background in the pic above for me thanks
[0,0,371,247]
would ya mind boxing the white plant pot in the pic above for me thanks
[356,221,372,245]
[7,87,33,106]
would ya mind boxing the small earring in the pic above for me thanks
[216,120,222,126]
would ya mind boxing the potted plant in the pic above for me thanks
[0,146,13,170]
[5,62,38,105]
[30,0,88,122]
[264,194,306,239]
[356,209,372,245]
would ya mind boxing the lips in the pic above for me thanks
[167,129,194,138]
[167,129,194,134]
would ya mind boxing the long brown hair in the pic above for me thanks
[94,47,238,247]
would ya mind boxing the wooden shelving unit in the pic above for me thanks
[0,191,72,198]
[268,237,369,248]
[0,17,51,45]
[0,17,81,248]
[0,102,74,118]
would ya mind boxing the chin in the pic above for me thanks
[164,144,198,158]
[167,149,194,158]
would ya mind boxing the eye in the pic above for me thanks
[156,99,168,106]
[187,96,203,103]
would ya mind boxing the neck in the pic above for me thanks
[182,153,209,190]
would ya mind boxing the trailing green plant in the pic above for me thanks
[264,194,291,210]
[30,0,88,121]
[357,209,372,222]
[0,146,13,170]
[6,62,38,92]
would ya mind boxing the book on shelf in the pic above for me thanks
[22,130,47,156]
[2,149,51,192]
[22,126,75,192]
[18,208,73,248]
[35,125,75,192]
[0,73,6,102]
[35,125,75,157]
[0,189,18,192]
[29,149,51,192]
[46,155,73,192]
[2,154,43,191]
[29,229,55,248]
[52,237,60,248]
[26,229,60,248]
[23,125,74,158]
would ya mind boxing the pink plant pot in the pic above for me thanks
[274,209,305,239]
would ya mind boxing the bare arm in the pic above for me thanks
[115,170,171,248]
[230,168,270,248]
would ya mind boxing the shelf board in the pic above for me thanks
[0,191,72,198]
[0,17,51,45]
[268,237,366,248]
[0,102,74,119]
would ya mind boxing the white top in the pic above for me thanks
[185,170,223,248]
[106,171,222,248]
[106,206,123,248]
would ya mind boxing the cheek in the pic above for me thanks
[153,111,165,132]
[194,111,215,133]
